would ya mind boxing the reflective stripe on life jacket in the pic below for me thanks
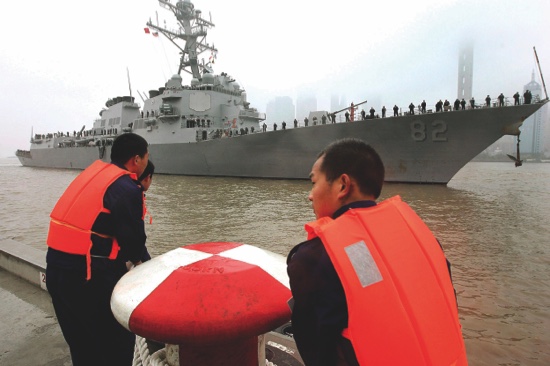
[47,160,138,280]
[305,195,468,366]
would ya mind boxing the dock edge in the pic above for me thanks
[0,238,47,290]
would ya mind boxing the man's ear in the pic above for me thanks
[337,174,351,199]
[124,155,140,174]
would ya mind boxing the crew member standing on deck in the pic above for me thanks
[498,93,505,107]
[454,99,460,111]
[409,102,415,115]
[46,133,149,366]
[287,138,467,366]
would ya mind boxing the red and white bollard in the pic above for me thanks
[111,242,292,366]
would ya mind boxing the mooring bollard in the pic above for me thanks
[111,242,292,366]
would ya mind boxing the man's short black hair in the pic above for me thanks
[111,133,148,165]
[138,160,155,182]
[318,138,385,198]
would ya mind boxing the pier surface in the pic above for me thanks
[0,267,71,365]
[0,239,301,366]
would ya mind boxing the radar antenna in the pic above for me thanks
[147,0,217,80]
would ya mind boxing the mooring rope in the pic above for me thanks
[132,335,278,366]
[133,336,169,366]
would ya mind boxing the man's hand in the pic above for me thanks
[126,260,143,271]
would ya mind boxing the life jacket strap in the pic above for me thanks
[341,328,351,340]
[48,219,119,280]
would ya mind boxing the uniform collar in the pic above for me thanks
[111,161,140,182]
[332,200,377,219]
[112,161,128,171]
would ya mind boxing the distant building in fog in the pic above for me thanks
[457,41,474,101]
[266,96,295,127]
[296,93,317,121]
[330,94,347,113]
[330,94,347,123]
[544,102,550,158]
[479,71,550,160]
[519,70,546,156]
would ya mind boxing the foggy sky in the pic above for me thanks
[1,0,549,157]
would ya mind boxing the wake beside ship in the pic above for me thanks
[15,0,548,184]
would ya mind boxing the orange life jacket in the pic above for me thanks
[47,160,138,280]
[305,196,468,366]
[143,194,152,224]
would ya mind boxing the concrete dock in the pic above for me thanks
[0,238,71,365]
[0,239,302,366]
[0,269,71,365]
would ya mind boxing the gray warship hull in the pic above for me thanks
[16,102,546,183]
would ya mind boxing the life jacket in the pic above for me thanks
[143,194,152,224]
[305,196,468,366]
[47,160,138,280]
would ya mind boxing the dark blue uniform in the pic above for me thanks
[46,163,147,366]
[288,200,455,365]
[287,201,375,365]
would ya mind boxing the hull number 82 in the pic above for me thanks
[410,120,448,142]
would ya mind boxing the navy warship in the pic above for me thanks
[15,0,548,184]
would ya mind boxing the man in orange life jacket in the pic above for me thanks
[138,159,155,193]
[137,160,155,263]
[46,133,149,366]
[286,138,462,365]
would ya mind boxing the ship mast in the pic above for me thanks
[147,0,217,80]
